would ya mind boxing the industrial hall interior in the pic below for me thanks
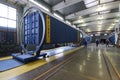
[0,0,120,80]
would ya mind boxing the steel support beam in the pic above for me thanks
[52,0,83,11]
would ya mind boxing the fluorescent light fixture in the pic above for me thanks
[29,0,50,12]
[53,13,64,20]
[97,4,106,11]
[81,23,87,26]
[98,21,103,24]
[100,10,110,14]
[73,25,76,28]
[86,1,98,8]
[97,15,104,20]
[100,0,114,4]
[84,0,96,4]
[66,20,71,25]
[97,27,102,31]
[78,19,85,23]
[108,28,113,30]
[114,20,119,22]
[104,34,107,36]
[111,23,115,25]
[87,29,90,32]
[108,26,114,30]
[90,12,98,16]
[98,25,102,27]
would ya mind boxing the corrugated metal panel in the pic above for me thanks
[24,11,40,45]
[49,15,78,44]
[24,11,80,45]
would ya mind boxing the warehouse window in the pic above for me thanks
[0,3,16,28]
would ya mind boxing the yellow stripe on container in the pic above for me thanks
[46,15,50,43]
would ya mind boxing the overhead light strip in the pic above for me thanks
[29,0,50,12]
[66,20,71,25]
[53,13,64,20]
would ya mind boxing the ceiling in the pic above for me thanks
[8,0,120,34]
[37,0,120,33]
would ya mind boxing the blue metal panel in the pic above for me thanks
[50,16,78,44]
[24,11,40,45]
[109,35,115,44]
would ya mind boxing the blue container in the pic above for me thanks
[109,35,115,44]
[45,15,79,44]
[24,11,40,45]
[24,11,81,45]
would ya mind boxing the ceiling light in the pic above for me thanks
[114,20,119,22]
[104,34,107,36]
[29,0,50,12]
[98,27,102,31]
[98,21,103,24]
[90,12,98,16]
[100,0,114,4]
[98,27,102,29]
[66,20,71,25]
[108,27,113,30]
[97,15,104,20]
[53,13,64,20]
[97,4,106,11]
[111,23,115,25]
[86,29,90,32]
[108,26,114,30]
[81,23,87,26]
[86,1,98,8]
[100,10,110,14]
[84,0,96,4]
[73,25,76,28]
[78,20,85,23]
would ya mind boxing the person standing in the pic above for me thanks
[96,39,99,47]
[106,39,109,47]
[84,40,87,47]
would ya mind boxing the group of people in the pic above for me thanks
[95,39,109,47]
[83,39,110,48]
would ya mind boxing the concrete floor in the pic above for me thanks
[8,44,120,80]
[46,44,112,80]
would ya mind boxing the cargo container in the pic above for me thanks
[24,11,82,46]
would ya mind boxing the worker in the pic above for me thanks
[106,39,109,47]
[96,39,99,47]
[84,40,87,47]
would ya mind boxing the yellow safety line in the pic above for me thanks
[105,52,120,79]
[0,56,12,60]
[34,47,98,80]
[0,47,82,80]
[34,53,74,80]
